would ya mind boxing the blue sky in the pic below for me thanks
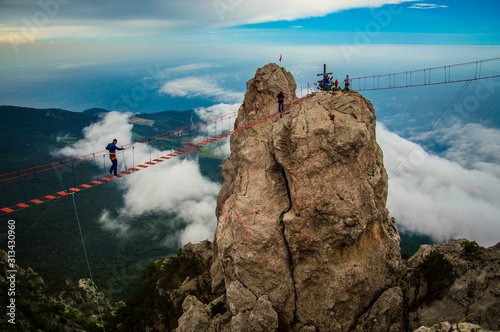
[1,0,500,246]
[0,0,498,112]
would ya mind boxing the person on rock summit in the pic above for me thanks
[344,75,350,91]
[277,91,285,117]
[106,138,124,176]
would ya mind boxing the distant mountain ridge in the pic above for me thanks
[0,105,99,172]
[82,107,111,115]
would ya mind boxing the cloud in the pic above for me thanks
[408,3,448,9]
[55,111,133,159]
[0,0,417,42]
[116,158,220,245]
[160,76,244,103]
[435,123,500,178]
[55,111,222,246]
[195,102,240,125]
[194,102,240,157]
[98,210,130,236]
[377,123,500,247]
[164,63,220,75]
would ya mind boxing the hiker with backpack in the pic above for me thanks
[106,138,124,176]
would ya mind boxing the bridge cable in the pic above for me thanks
[71,192,106,331]
[388,80,472,179]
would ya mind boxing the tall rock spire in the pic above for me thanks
[210,63,402,330]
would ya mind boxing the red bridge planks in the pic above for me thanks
[30,199,44,204]
[137,165,148,168]
[145,162,156,165]
[153,159,163,162]
[91,180,103,185]
[57,191,70,196]
[44,195,57,200]
[120,171,132,174]
[80,184,92,188]
[69,188,81,192]
[101,177,113,181]
[180,149,191,152]
[129,168,140,171]
[16,203,30,208]
[160,156,170,160]
[1,207,14,213]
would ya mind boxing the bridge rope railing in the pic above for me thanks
[350,57,500,91]
[0,84,313,216]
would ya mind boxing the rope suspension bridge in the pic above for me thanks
[350,57,500,91]
[1,57,499,216]
[0,84,312,216]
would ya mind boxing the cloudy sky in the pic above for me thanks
[1,0,500,246]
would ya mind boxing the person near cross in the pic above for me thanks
[344,75,350,91]
[317,64,333,92]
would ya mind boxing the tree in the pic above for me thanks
[317,74,334,92]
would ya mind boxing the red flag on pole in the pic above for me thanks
[279,54,282,62]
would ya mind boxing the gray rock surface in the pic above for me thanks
[405,239,500,331]
[211,63,402,331]
[414,321,494,332]
[177,295,211,332]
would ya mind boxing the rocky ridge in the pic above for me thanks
[175,64,500,331]
[0,249,121,331]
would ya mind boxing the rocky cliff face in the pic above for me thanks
[208,63,402,331]
[176,64,500,332]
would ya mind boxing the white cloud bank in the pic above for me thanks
[408,3,448,9]
[378,122,500,247]
[56,111,133,158]
[56,111,221,245]
[160,77,244,103]
[116,157,220,245]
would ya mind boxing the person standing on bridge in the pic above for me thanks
[106,138,124,177]
[344,75,350,91]
[277,91,285,117]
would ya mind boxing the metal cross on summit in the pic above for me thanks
[317,64,332,81]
